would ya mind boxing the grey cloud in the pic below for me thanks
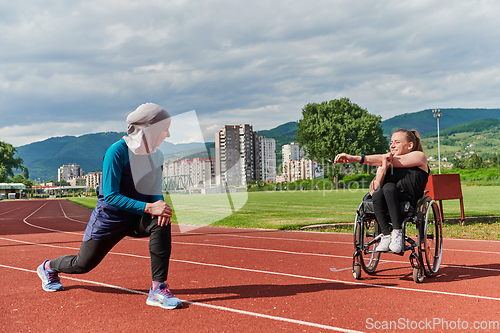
[2,0,500,146]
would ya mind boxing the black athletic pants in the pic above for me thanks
[50,214,172,282]
[371,182,412,236]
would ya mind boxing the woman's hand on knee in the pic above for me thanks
[157,215,171,226]
[145,201,172,218]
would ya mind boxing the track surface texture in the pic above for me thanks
[2,199,500,332]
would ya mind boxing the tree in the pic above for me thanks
[297,98,388,174]
[23,167,29,180]
[467,153,484,169]
[452,157,465,169]
[0,141,23,182]
[10,174,34,187]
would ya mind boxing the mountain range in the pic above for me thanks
[14,108,500,181]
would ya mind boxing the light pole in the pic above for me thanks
[497,147,499,186]
[432,109,442,174]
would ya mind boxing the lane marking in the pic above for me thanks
[0,203,36,216]
[172,241,353,259]
[0,263,364,333]
[176,231,351,245]
[330,267,352,272]
[22,202,84,236]
[173,231,500,255]
[2,236,500,302]
[58,201,89,224]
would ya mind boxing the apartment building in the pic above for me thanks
[85,172,102,189]
[282,158,315,182]
[281,143,322,182]
[164,157,215,189]
[258,137,276,183]
[215,124,259,186]
[58,164,84,182]
[282,142,305,163]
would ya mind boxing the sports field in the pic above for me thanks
[2,199,500,332]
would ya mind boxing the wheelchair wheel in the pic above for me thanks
[353,263,362,280]
[413,266,425,283]
[419,197,443,278]
[354,211,381,274]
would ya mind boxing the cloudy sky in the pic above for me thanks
[1,0,500,147]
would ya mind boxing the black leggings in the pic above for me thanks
[50,214,172,282]
[371,182,412,236]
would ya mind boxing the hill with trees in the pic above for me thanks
[381,108,500,136]
[12,107,500,181]
[15,132,214,182]
[425,118,500,137]
[15,132,126,182]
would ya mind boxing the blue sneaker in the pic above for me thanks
[146,283,182,309]
[37,260,63,292]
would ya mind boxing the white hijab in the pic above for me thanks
[123,103,171,155]
[123,103,170,195]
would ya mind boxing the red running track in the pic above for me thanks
[1,199,500,332]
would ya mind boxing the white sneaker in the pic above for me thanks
[376,235,391,252]
[389,230,403,253]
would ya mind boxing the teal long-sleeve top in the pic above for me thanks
[83,139,163,241]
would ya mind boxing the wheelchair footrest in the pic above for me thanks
[405,236,417,247]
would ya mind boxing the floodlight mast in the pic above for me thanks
[432,109,442,174]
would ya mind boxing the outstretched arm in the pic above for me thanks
[334,153,387,167]
[391,151,428,171]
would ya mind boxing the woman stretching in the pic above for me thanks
[37,103,182,309]
[334,129,429,253]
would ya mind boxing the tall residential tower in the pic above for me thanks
[215,124,276,186]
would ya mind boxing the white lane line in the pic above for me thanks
[172,241,353,259]
[58,201,88,224]
[442,236,500,243]
[0,263,364,333]
[0,203,36,216]
[22,201,84,236]
[173,231,500,255]
[175,231,351,245]
[445,247,500,255]
[330,267,353,272]
[2,236,500,302]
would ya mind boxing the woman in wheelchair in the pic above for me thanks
[334,129,429,253]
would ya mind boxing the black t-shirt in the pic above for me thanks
[383,166,429,203]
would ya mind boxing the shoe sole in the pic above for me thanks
[146,298,182,309]
[37,266,63,292]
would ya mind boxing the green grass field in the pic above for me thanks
[67,186,500,240]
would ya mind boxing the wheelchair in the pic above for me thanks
[352,191,443,283]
